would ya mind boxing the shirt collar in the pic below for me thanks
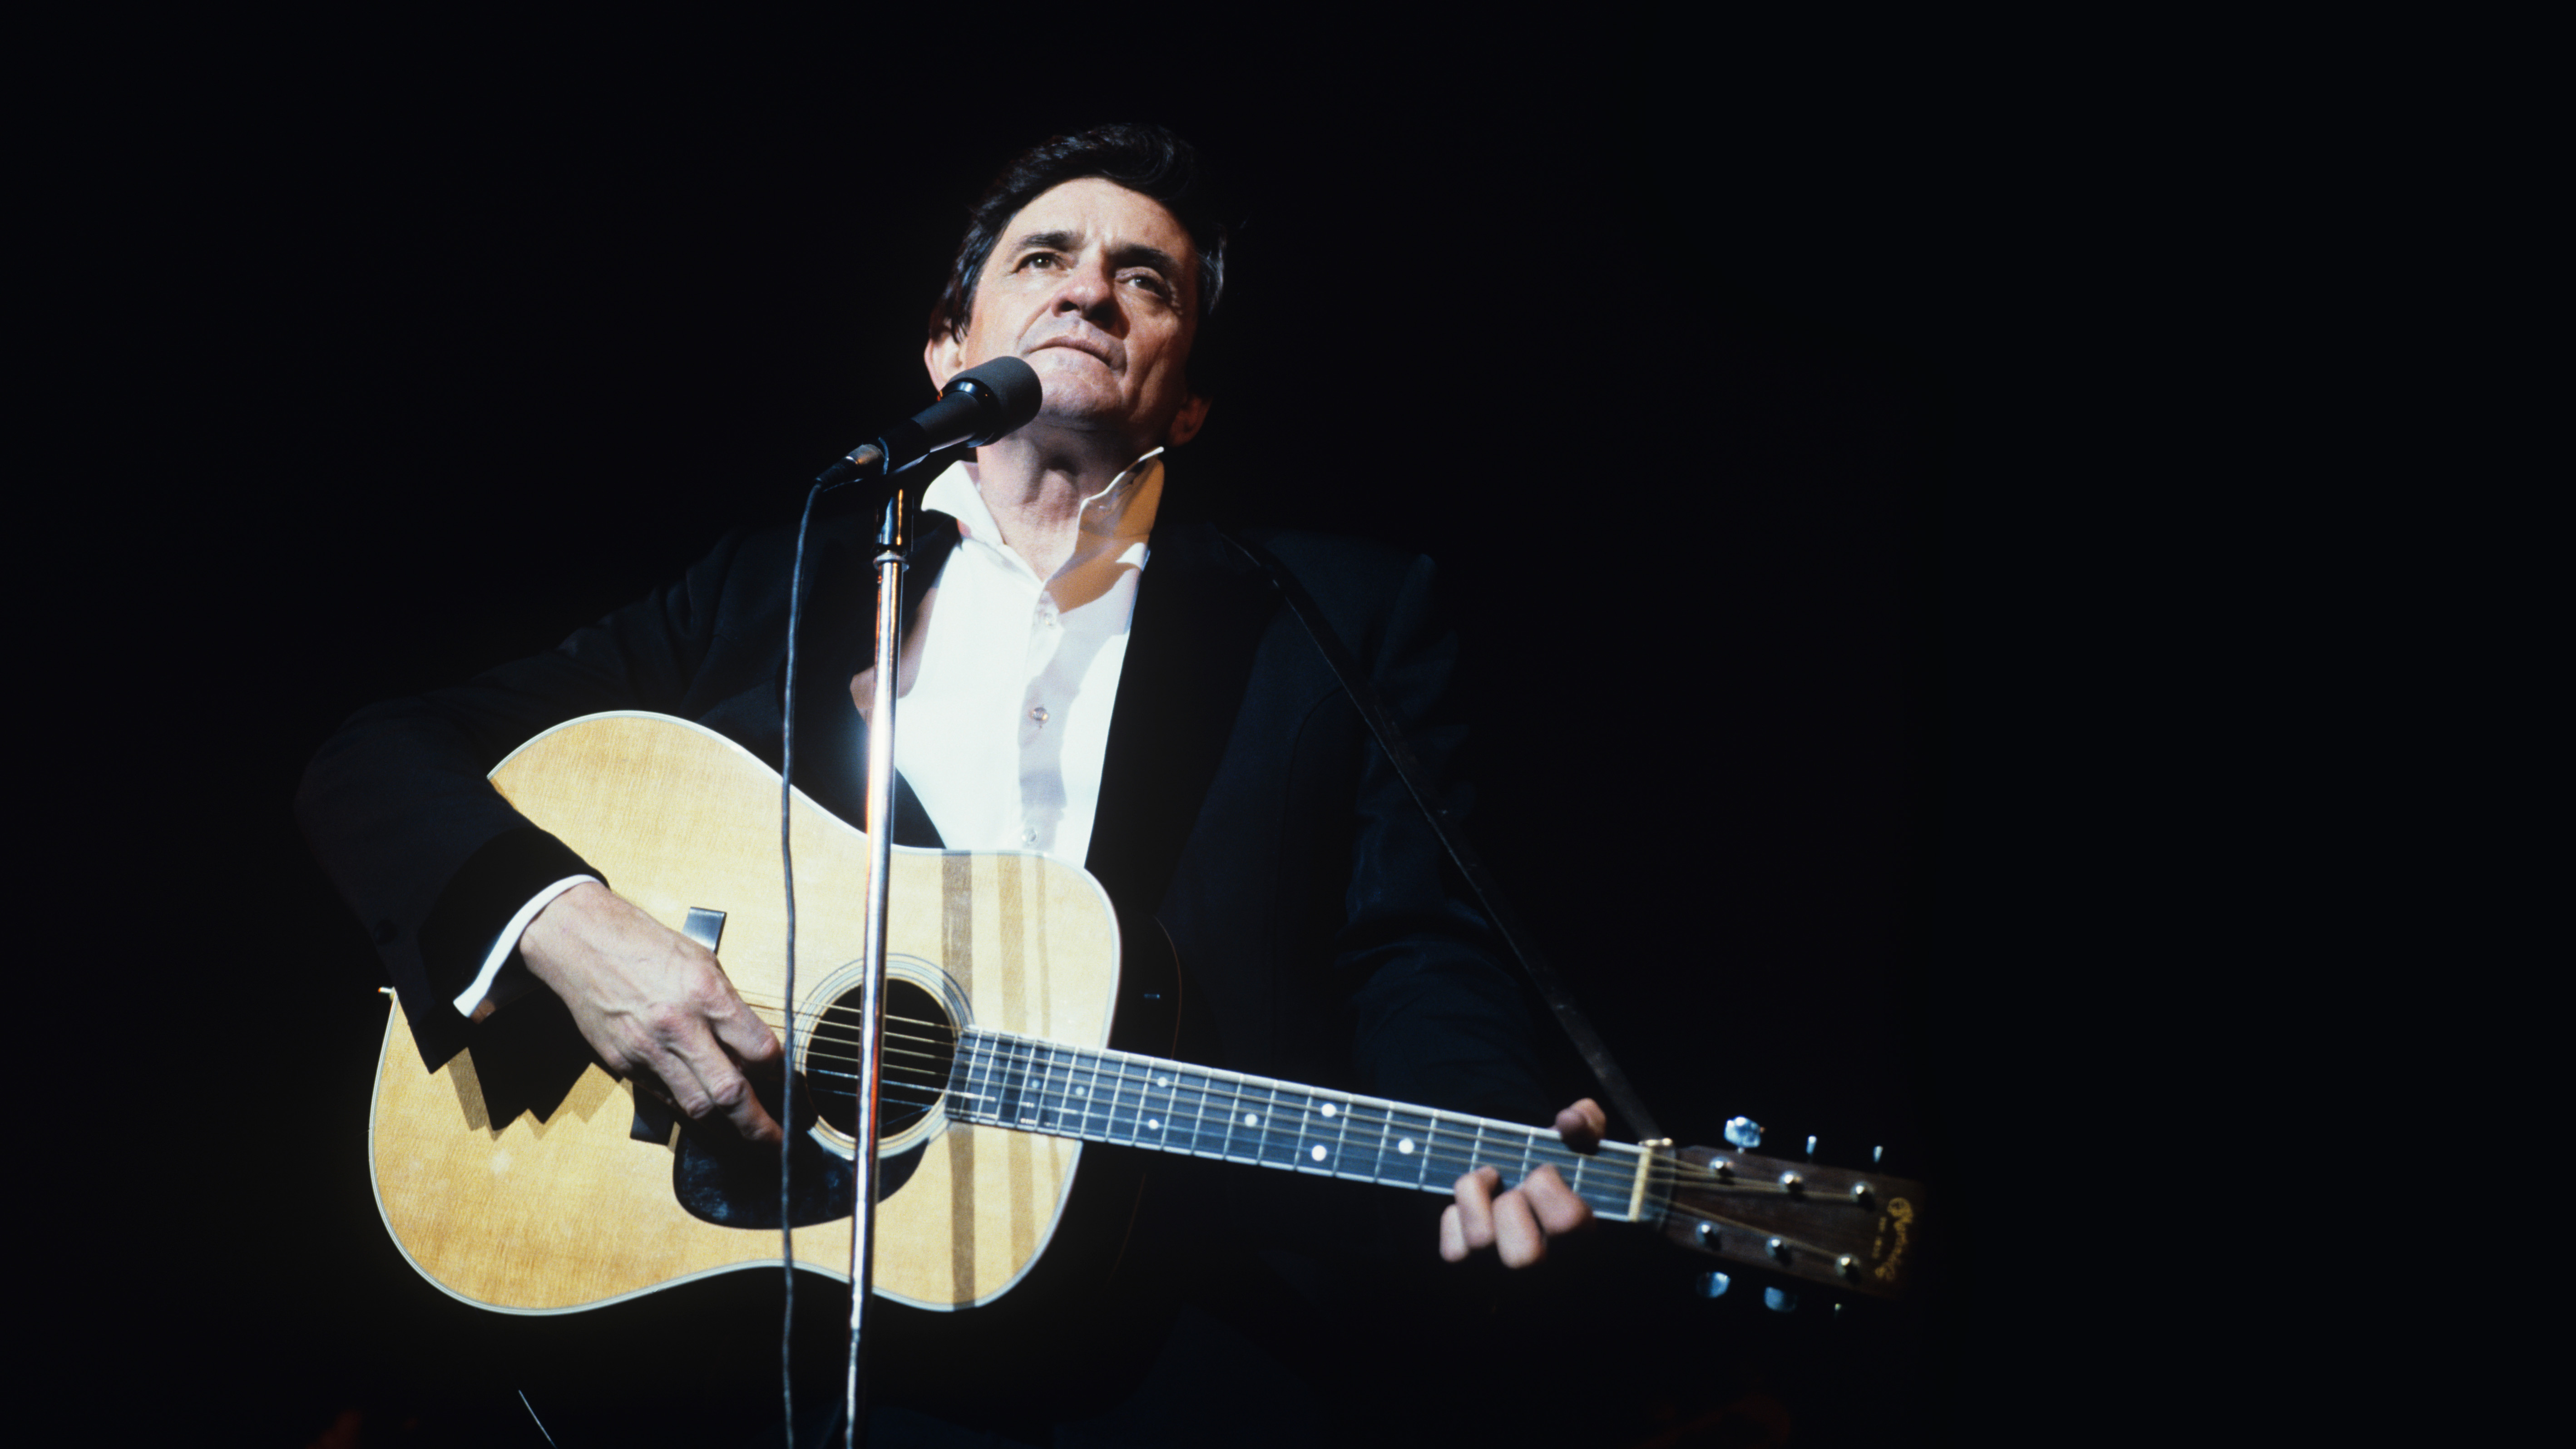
[922,448,1165,566]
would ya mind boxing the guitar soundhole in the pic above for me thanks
[811,978,956,1141]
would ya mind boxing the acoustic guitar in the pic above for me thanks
[369,712,1923,1316]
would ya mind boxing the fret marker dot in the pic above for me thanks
[1147,1118,1161,1131]
[1399,1138,1415,1154]
[1320,1104,1337,1118]
[1156,1076,1170,1087]
[1244,1113,1260,1126]
[1310,1145,1327,1162]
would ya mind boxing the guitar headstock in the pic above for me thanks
[1651,1143,1925,1301]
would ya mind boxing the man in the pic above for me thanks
[301,123,1602,1439]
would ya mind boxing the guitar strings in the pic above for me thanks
[767,1054,1878,1269]
[801,1056,1881,1261]
[771,1057,1876,1265]
[679,995,1877,1265]
[799,1064,1777,1205]
[714,1000,1875,1199]
[791,1048,1620,1194]
[766,1020,1812,1196]
[778,1073,1863,1252]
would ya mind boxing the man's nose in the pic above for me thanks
[1051,259,1118,324]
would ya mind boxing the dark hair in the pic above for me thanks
[929,123,1229,389]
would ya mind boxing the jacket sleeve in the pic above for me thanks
[1309,547,1555,1128]
[294,529,761,1066]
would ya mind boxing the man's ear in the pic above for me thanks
[1166,390,1212,448]
[923,329,964,394]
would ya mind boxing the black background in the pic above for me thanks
[35,14,2376,1446]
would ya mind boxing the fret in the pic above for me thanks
[1047,1044,1083,1135]
[1029,1040,1064,1133]
[1070,1049,1115,1140]
[945,1031,986,1124]
[984,1035,1022,1126]
[1286,1086,1334,1176]
[1105,1055,1150,1146]
[1353,1092,1394,1183]
[1380,1103,1438,1191]
[1138,1062,1191,1152]
[1007,1039,1043,1129]
[1288,1084,1323,1171]
[1253,1082,1292,1168]
[1009,1039,1047,1130]
[1028,1041,1063,1131]
[1175,1064,1229,1158]
[1160,1062,1210,1156]
[1318,1090,1358,1179]
[1218,1075,1266,1166]
[1054,1046,1084,1131]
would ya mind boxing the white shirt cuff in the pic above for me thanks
[452,874,599,1020]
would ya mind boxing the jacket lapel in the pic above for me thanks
[1085,519,1280,918]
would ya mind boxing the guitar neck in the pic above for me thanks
[943,1027,1662,1224]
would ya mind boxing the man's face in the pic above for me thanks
[926,177,1210,455]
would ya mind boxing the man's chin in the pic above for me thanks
[1027,384,1131,431]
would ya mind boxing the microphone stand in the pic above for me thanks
[843,479,912,1447]
[786,357,1034,1446]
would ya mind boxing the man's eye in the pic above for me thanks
[1122,271,1173,298]
[1019,252,1061,271]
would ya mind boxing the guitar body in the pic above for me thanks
[369,711,1129,1314]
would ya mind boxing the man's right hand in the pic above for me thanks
[517,880,786,1144]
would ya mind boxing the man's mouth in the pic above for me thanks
[1028,336,1117,368]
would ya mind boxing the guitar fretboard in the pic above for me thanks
[942,1028,1651,1221]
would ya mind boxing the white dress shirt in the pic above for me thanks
[896,448,1160,860]
[453,449,1163,1019]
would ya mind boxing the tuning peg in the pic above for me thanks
[1804,1134,1817,1160]
[1696,1271,1732,1299]
[1872,1144,1883,1164]
[1724,1116,1763,1151]
[1764,1286,1798,1314]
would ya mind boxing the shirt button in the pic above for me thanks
[1021,827,1039,846]
[1028,705,1049,724]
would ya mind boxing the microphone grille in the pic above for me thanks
[950,355,1043,444]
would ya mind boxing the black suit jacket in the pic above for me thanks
[298,504,1550,1129]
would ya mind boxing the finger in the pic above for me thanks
[640,1037,717,1121]
[660,1026,784,1144]
[1439,1204,1469,1262]
[700,1059,786,1143]
[1492,1188,1545,1268]
[707,986,786,1070]
[1556,1098,1606,1153]
[1450,1167,1500,1252]
[1520,1165,1594,1237]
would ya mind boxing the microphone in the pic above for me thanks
[822,355,1043,486]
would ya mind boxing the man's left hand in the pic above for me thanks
[1439,1098,1606,1267]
